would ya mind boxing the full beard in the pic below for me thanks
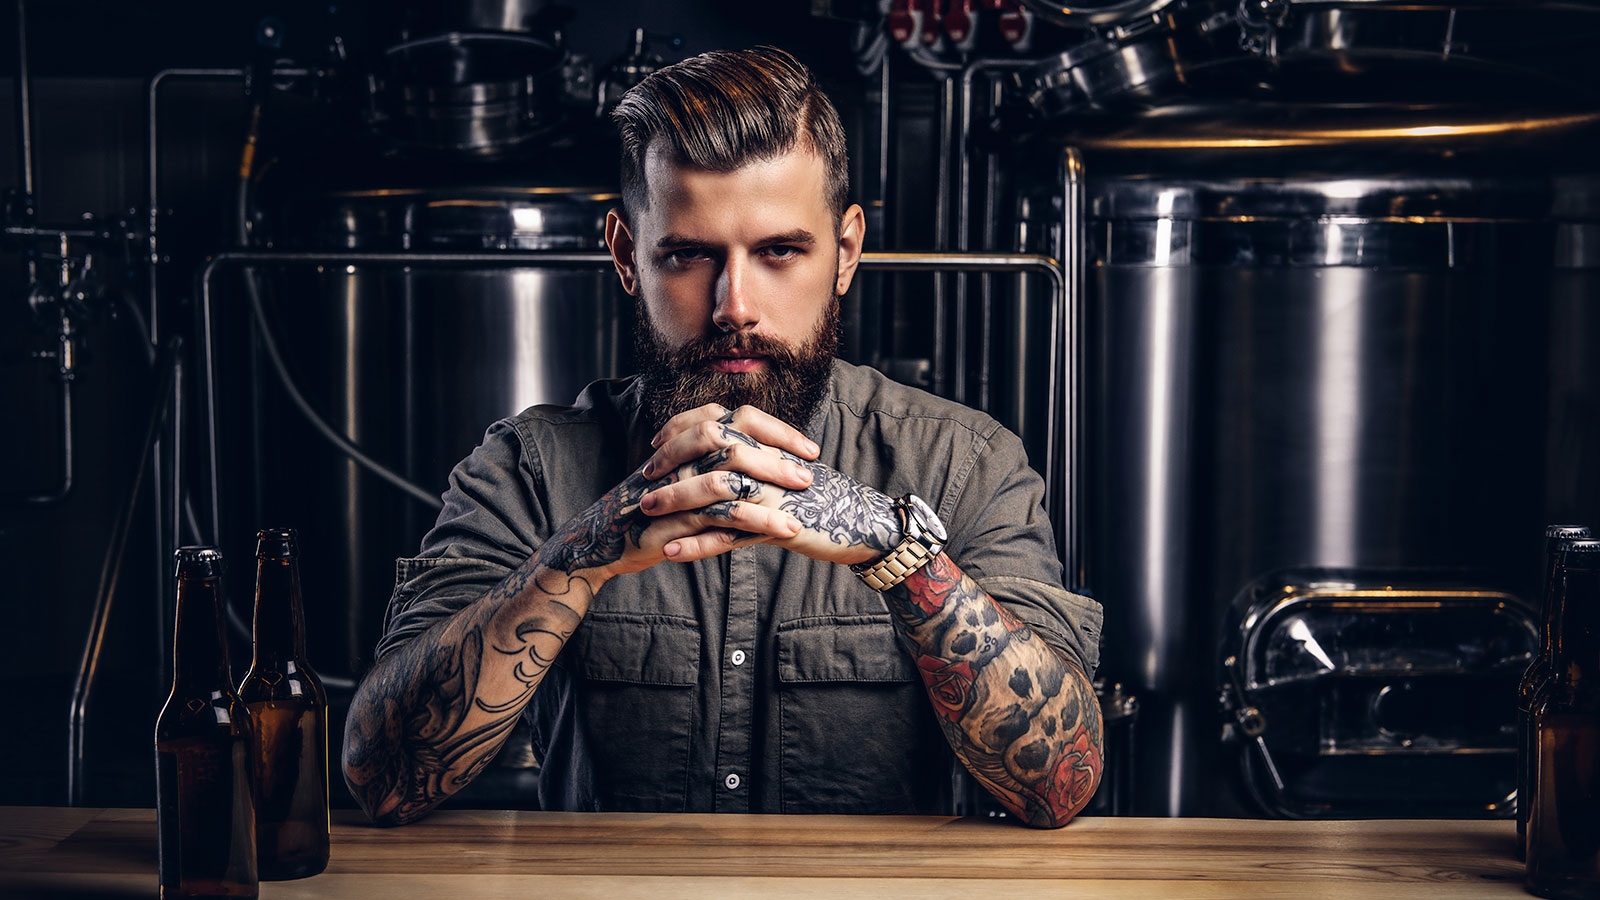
[634,292,841,433]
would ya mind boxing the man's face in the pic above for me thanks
[606,143,864,430]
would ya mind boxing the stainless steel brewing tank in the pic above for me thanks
[1011,103,1600,816]
[255,183,628,676]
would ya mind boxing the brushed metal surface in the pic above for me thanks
[1068,165,1576,816]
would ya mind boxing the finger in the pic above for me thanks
[641,417,741,479]
[662,527,770,562]
[692,499,802,539]
[649,403,730,449]
[643,421,813,489]
[724,405,820,460]
[641,459,808,515]
[691,444,811,490]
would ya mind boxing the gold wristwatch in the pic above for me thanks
[851,494,948,591]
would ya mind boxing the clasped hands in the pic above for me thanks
[601,403,902,577]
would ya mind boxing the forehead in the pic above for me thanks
[638,141,833,234]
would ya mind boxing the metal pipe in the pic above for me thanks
[14,0,34,203]
[7,0,76,506]
[955,58,1043,412]
[146,67,311,658]
[197,248,1064,536]
[879,50,892,224]
[979,77,1007,414]
[147,68,308,338]
[14,318,74,504]
[69,336,182,805]
[932,74,954,398]
[1061,147,1086,588]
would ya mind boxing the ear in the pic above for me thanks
[605,208,640,296]
[834,203,865,296]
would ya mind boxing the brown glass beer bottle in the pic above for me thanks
[155,547,259,898]
[236,528,330,880]
[1518,525,1593,859]
[1526,539,1600,898]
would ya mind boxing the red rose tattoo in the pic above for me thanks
[915,654,975,722]
[1042,725,1103,822]
[903,553,961,620]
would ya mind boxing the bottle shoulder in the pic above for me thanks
[155,689,252,741]
[237,662,327,704]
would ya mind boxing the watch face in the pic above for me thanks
[907,495,948,543]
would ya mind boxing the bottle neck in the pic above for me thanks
[252,554,308,665]
[1538,537,1568,660]
[1552,565,1600,694]
[172,575,233,691]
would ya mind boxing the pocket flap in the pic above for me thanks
[564,613,700,686]
[777,617,916,683]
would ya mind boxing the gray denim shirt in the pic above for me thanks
[376,359,1103,814]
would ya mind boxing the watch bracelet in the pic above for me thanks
[854,540,936,591]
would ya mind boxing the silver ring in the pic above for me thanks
[730,472,756,500]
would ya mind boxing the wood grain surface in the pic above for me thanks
[0,806,1530,899]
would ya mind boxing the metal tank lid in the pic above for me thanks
[1036,100,1600,155]
[1086,173,1554,221]
[276,184,619,251]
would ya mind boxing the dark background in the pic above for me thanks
[0,0,929,809]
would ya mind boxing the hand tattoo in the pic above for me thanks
[538,467,679,574]
[777,457,898,552]
[700,424,896,555]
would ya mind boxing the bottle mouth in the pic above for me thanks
[1561,539,1600,570]
[174,546,225,577]
[257,527,299,559]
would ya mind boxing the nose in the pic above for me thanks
[711,255,759,333]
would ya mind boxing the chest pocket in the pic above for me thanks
[561,612,699,811]
[775,616,949,814]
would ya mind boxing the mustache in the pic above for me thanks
[668,331,802,368]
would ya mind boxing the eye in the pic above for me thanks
[664,247,710,267]
[762,245,802,261]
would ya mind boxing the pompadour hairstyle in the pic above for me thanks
[610,46,850,222]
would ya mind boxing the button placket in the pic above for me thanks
[713,548,758,811]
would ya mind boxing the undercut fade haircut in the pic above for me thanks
[611,46,850,224]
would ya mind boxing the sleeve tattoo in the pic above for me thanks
[887,553,1103,827]
[342,466,677,824]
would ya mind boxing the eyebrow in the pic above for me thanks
[654,229,817,251]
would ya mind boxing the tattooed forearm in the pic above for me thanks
[886,553,1103,827]
[343,464,677,826]
[342,574,585,825]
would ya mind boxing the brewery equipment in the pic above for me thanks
[983,0,1600,815]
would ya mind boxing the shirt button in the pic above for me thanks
[724,772,741,791]
[730,649,747,666]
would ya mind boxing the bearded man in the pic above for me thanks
[342,47,1105,827]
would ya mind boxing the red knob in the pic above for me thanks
[997,2,1030,45]
[919,0,946,46]
[888,0,917,44]
[944,0,977,43]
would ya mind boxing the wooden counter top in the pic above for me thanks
[0,806,1529,898]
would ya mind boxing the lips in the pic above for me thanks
[709,355,768,374]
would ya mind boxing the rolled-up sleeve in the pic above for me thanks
[373,417,551,663]
[941,424,1103,677]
